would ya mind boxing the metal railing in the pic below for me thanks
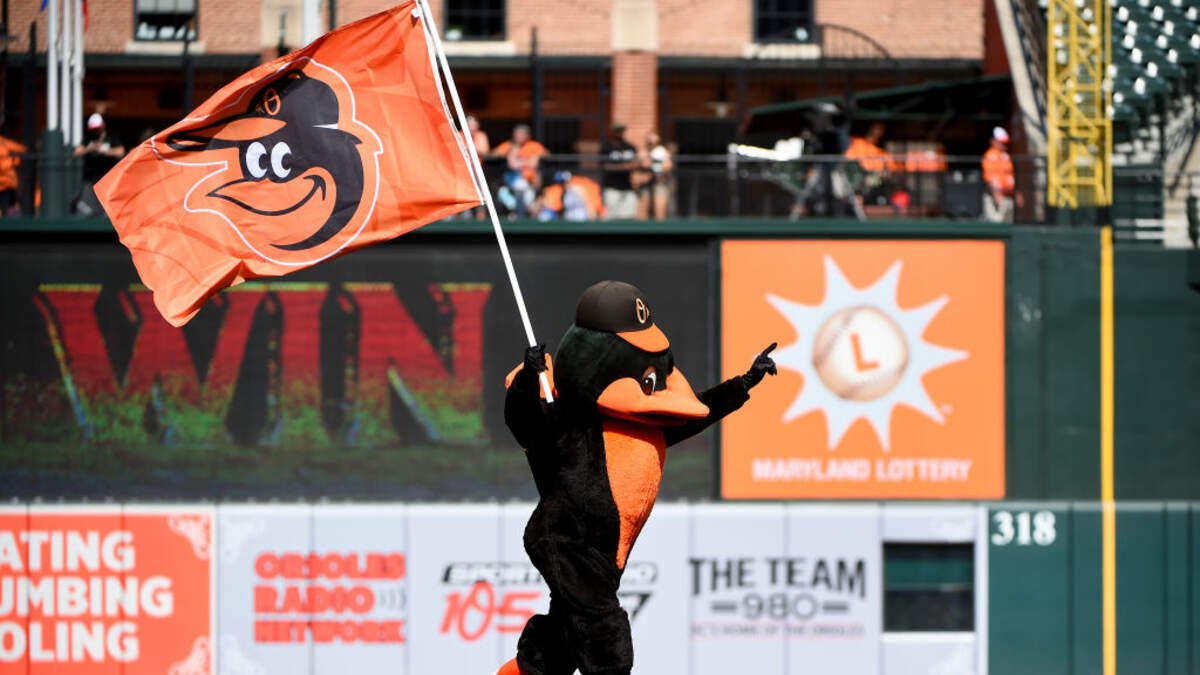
[468,153,1045,223]
[0,150,1049,224]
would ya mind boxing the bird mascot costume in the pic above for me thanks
[497,280,777,675]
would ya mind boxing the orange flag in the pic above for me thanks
[96,1,481,326]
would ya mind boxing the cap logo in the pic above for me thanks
[635,298,649,325]
[262,88,282,115]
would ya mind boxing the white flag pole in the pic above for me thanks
[47,0,58,131]
[415,0,555,403]
[60,0,72,140]
[72,0,84,147]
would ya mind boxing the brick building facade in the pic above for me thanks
[6,0,988,154]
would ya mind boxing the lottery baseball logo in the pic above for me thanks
[811,305,909,402]
[768,256,968,450]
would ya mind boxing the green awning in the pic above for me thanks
[741,74,1014,152]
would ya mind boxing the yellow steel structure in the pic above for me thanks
[1047,0,1113,208]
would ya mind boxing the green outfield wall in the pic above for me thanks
[988,501,1200,674]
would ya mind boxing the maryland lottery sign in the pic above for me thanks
[721,239,1005,499]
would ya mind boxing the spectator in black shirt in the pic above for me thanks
[73,113,126,216]
[601,122,638,220]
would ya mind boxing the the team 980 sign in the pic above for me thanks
[990,510,1057,546]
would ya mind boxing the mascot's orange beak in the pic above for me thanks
[596,368,709,426]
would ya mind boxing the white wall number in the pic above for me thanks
[991,510,1056,546]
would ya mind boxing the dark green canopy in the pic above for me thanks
[741,74,1014,154]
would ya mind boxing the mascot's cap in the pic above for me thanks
[575,280,670,352]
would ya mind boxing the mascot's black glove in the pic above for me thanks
[741,342,778,389]
[525,344,549,373]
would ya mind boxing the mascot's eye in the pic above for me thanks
[271,142,292,178]
[640,370,658,396]
[246,141,268,179]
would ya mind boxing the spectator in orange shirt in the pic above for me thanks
[537,171,604,221]
[982,126,1015,222]
[492,124,548,217]
[845,122,889,174]
[0,136,27,215]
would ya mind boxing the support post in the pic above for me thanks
[183,20,194,113]
[530,27,543,144]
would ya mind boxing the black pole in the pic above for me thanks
[18,20,33,214]
[328,0,337,32]
[1158,95,1167,165]
[182,19,194,113]
[734,65,747,122]
[277,10,289,58]
[530,27,543,143]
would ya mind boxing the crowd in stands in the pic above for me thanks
[479,121,676,222]
[474,118,1018,223]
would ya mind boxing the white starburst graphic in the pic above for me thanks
[767,255,968,451]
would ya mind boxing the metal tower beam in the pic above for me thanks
[1047,0,1112,209]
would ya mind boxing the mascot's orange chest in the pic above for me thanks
[601,417,667,569]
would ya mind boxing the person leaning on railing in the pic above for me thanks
[637,131,672,220]
[73,113,126,217]
[491,124,548,218]
[601,122,639,220]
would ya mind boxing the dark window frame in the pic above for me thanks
[753,0,815,44]
[442,0,507,42]
[133,0,198,42]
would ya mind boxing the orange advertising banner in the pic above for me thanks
[0,507,214,673]
[721,240,1005,499]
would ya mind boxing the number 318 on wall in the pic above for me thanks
[991,510,1057,546]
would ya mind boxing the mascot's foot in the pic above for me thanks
[495,658,526,675]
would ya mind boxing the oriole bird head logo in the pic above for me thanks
[162,60,382,262]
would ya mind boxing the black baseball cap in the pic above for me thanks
[575,280,669,352]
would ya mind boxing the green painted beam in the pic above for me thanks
[0,216,1013,238]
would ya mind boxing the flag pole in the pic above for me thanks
[415,0,555,403]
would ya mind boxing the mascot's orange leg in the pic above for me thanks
[496,658,526,675]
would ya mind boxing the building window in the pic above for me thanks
[754,0,814,43]
[135,0,197,41]
[443,0,505,41]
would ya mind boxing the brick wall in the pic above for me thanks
[11,0,983,60]
[658,0,751,57]
[10,0,260,54]
[611,51,658,142]
[816,0,983,60]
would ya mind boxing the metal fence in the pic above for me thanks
[465,153,1046,223]
[0,149,1119,227]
